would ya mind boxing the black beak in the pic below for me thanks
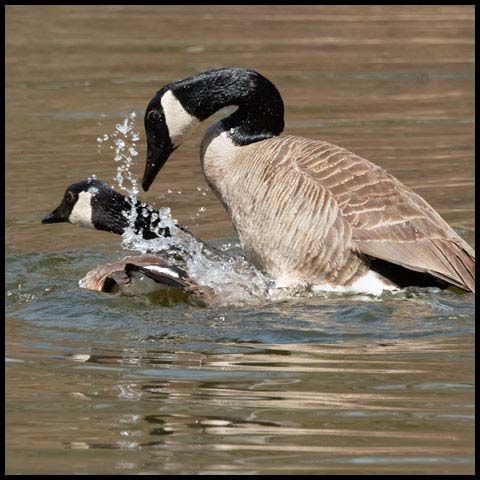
[142,141,173,192]
[42,206,68,224]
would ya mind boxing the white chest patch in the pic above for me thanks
[69,191,94,228]
[200,128,249,205]
[161,89,200,147]
[200,127,245,179]
[202,129,238,159]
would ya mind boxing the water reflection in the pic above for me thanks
[50,335,473,473]
[6,326,474,474]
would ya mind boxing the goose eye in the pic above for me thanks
[66,191,75,203]
[147,110,161,123]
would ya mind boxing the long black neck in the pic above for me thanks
[91,187,229,262]
[167,67,285,146]
[92,190,172,240]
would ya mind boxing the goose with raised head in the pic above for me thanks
[42,179,217,303]
[141,67,475,294]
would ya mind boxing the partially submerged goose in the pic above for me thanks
[79,254,215,305]
[141,67,475,293]
[42,179,217,304]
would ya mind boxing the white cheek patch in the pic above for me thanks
[69,191,94,228]
[161,89,199,147]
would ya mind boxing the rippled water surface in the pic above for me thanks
[6,5,474,475]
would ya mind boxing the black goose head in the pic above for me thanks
[142,67,285,192]
[42,179,130,234]
[43,179,173,239]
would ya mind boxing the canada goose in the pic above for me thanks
[42,179,217,303]
[141,67,475,294]
[42,178,227,259]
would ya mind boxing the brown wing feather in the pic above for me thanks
[224,137,368,284]
[356,238,475,292]
[285,136,475,292]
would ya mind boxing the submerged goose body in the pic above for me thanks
[79,254,215,305]
[142,67,475,293]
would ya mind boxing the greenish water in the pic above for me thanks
[5,242,475,474]
[6,243,475,345]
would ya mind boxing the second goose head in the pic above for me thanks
[142,67,284,191]
[42,179,171,239]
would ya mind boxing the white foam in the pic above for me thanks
[273,273,307,289]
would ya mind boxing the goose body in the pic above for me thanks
[142,67,475,293]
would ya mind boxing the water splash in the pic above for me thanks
[96,113,274,304]
[96,113,368,305]
[6,284,37,304]
[111,112,139,197]
[185,247,272,305]
[99,114,380,305]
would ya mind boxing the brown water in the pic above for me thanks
[5,5,475,475]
